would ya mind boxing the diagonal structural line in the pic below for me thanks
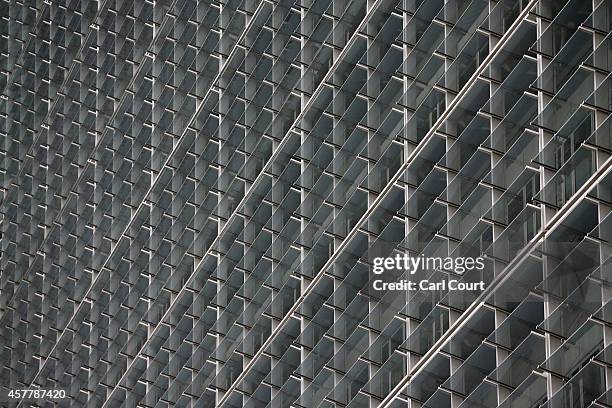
[15,0,269,396]
[100,0,392,405]
[0,0,184,318]
[215,0,540,405]
[378,154,612,408]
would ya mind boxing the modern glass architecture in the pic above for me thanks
[0,0,611,407]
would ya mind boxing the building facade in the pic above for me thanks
[0,0,611,407]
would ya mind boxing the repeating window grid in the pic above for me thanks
[0,0,609,406]
[214,2,524,404]
[2,0,366,404]
[0,0,239,396]
[227,1,608,406]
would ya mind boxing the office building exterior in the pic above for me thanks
[0,0,611,407]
